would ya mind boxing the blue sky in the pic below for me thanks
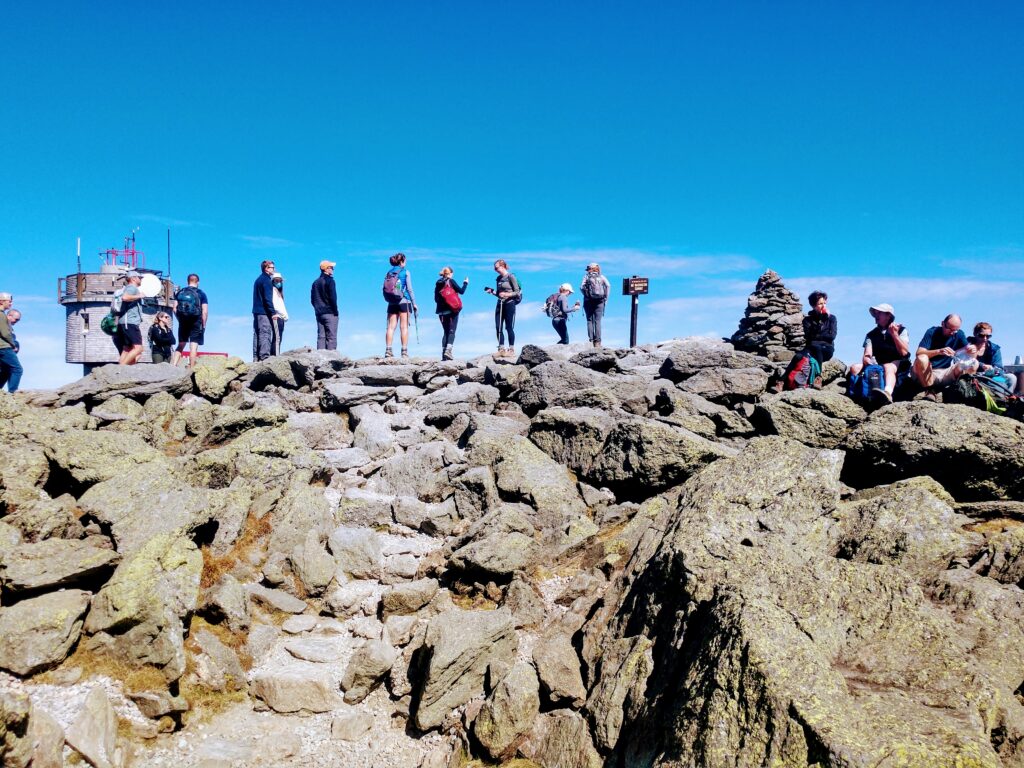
[2,1,1022,388]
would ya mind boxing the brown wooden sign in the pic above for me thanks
[622,276,649,295]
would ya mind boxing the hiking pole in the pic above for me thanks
[413,308,420,344]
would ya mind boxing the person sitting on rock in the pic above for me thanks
[801,290,837,366]
[912,313,971,401]
[847,303,910,403]
[969,321,1016,392]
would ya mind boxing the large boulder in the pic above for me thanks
[340,639,400,703]
[753,388,866,449]
[418,382,500,426]
[0,691,31,768]
[56,363,194,405]
[519,710,602,768]
[192,356,248,401]
[842,401,1024,501]
[41,431,165,494]
[0,539,119,595]
[0,590,91,676]
[245,348,351,391]
[83,533,202,681]
[473,662,540,760]
[413,608,516,731]
[251,662,343,714]
[657,339,772,382]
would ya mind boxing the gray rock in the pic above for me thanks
[285,637,346,663]
[382,579,439,617]
[657,339,771,382]
[27,706,63,768]
[251,663,343,713]
[340,639,400,703]
[753,388,866,449]
[199,574,251,632]
[65,687,119,768]
[0,539,119,594]
[287,412,353,450]
[502,577,546,629]
[449,528,539,578]
[328,526,383,579]
[533,632,587,707]
[418,382,500,426]
[246,348,351,391]
[322,447,372,472]
[193,629,246,691]
[0,590,91,676]
[323,580,380,619]
[343,363,420,387]
[2,495,85,543]
[392,497,457,536]
[331,711,374,741]
[413,607,516,730]
[244,583,308,614]
[349,404,396,459]
[516,344,554,368]
[473,662,540,760]
[677,366,770,404]
[372,441,463,501]
[586,635,653,750]
[319,382,396,412]
[0,690,31,768]
[267,479,332,559]
[290,530,336,596]
[281,615,318,634]
[57,363,193,406]
[519,710,602,768]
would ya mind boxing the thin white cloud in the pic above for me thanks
[134,214,212,228]
[240,235,300,249]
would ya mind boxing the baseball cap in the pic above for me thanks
[124,270,141,279]
[272,272,284,280]
[320,260,336,271]
[869,303,895,318]
[560,283,573,293]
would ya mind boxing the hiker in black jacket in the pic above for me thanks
[802,290,838,366]
[434,267,468,360]
[311,260,339,350]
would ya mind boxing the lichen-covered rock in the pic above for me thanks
[473,662,540,760]
[251,663,342,713]
[532,632,587,708]
[753,387,866,448]
[0,590,91,676]
[192,356,247,401]
[245,348,351,391]
[0,690,31,768]
[0,538,119,594]
[519,710,602,768]
[57,363,194,406]
[340,639,400,704]
[41,431,164,492]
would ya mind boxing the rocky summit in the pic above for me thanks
[1,340,1023,767]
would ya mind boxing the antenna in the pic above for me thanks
[167,228,171,279]
[76,236,81,273]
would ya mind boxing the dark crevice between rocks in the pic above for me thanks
[788,703,831,766]
[1,561,119,606]
[190,519,220,549]
[42,459,91,501]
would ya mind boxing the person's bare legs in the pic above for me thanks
[385,314,398,349]
[188,342,199,368]
[399,313,409,348]
[913,353,934,389]
[882,362,899,394]
[848,361,864,377]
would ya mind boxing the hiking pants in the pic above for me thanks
[584,298,605,344]
[807,341,834,367]
[0,348,23,393]
[253,314,274,361]
[316,313,338,350]
[495,301,516,347]
[439,313,459,350]
[273,318,286,356]
[552,317,569,344]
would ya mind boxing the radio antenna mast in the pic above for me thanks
[167,228,171,279]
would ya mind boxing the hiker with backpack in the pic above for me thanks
[846,303,910,404]
[382,252,417,359]
[545,283,581,345]
[252,260,279,362]
[801,290,837,366]
[969,322,1017,392]
[271,272,289,356]
[0,294,22,392]
[311,260,339,351]
[171,273,208,368]
[912,313,972,402]
[484,259,521,358]
[113,271,145,366]
[148,312,176,364]
[434,266,468,361]
[580,263,611,349]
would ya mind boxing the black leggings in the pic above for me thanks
[495,301,516,346]
[807,341,834,367]
[439,313,459,348]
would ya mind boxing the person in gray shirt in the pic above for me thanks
[114,271,145,366]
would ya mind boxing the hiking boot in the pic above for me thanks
[496,346,506,358]
[442,345,454,361]
[384,347,394,359]
[594,341,602,349]
[507,347,515,359]
[401,348,409,359]
[870,387,893,406]
[923,390,940,403]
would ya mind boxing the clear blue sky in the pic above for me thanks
[2,1,1022,388]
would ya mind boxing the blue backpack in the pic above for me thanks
[847,364,884,402]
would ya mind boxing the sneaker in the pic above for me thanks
[442,345,454,361]
[496,347,506,358]
[507,347,515,359]
[870,387,893,405]
[384,347,394,359]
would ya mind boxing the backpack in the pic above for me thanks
[946,373,1016,415]
[383,268,404,304]
[784,351,822,390]
[110,289,124,316]
[439,280,462,312]
[581,272,607,300]
[505,274,524,305]
[846,364,884,402]
[176,286,202,318]
[544,293,563,319]
[100,313,118,336]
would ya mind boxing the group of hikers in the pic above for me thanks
[787,290,1017,407]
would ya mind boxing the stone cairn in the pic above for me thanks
[730,269,805,361]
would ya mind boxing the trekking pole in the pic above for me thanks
[413,308,420,344]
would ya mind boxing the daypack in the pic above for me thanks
[946,373,1016,415]
[439,280,462,312]
[847,364,884,402]
[110,289,125,316]
[544,293,564,319]
[383,269,404,304]
[100,313,118,336]
[784,351,822,390]
[175,286,202,317]
[581,272,607,300]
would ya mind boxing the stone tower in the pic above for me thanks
[730,269,805,361]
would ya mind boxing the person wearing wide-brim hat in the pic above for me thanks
[848,302,911,403]
[549,283,581,345]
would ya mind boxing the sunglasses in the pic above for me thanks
[977,334,992,339]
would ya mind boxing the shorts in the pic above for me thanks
[177,315,205,345]
[913,361,957,388]
[116,323,143,350]
[387,301,412,316]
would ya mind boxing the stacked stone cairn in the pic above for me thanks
[730,269,805,361]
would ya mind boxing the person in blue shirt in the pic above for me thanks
[970,321,1017,392]
[252,260,279,361]
[912,313,972,399]
[171,273,209,369]
[383,252,417,359]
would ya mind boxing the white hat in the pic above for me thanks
[559,283,573,293]
[869,303,895,318]
[272,272,284,280]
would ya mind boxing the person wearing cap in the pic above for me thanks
[271,272,289,356]
[310,260,339,350]
[580,263,612,349]
[847,303,910,402]
[434,266,468,361]
[171,273,209,369]
[0,293,23,391]
[912,313,971,400]
[252,260,278,361]
[550,283,581,345]
[114,271,145,366]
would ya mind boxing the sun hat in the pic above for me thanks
[869,303,895,318]
[560,283,573,293]
[272,272,284,280]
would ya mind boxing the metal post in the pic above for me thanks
[630,293,639,348]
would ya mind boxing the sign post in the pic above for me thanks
[621,276,649,348]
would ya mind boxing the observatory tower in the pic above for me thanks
[58,233,177,374]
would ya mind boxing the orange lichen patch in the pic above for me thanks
[963,518,1024,535]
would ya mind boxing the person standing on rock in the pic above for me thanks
[912,313,971,401]
[580,262,611,349]
[847,303,910,403]
[171,273,208,369]
[311,260,339,351]
[114,271,145,366]
[434,266,468,361]
[0,294,23,392]
[148,312,176,364]
[485,259,521,358]
[547,283,581,345]
[802,290,837,366]
[383,253,417,359]
[271,272,289,356]
[252,260,278,361]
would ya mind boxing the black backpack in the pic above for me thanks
[544,293,564,319]
[176,286,202,318]
[581,272,607,299]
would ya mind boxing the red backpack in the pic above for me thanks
[439,280,462,312]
